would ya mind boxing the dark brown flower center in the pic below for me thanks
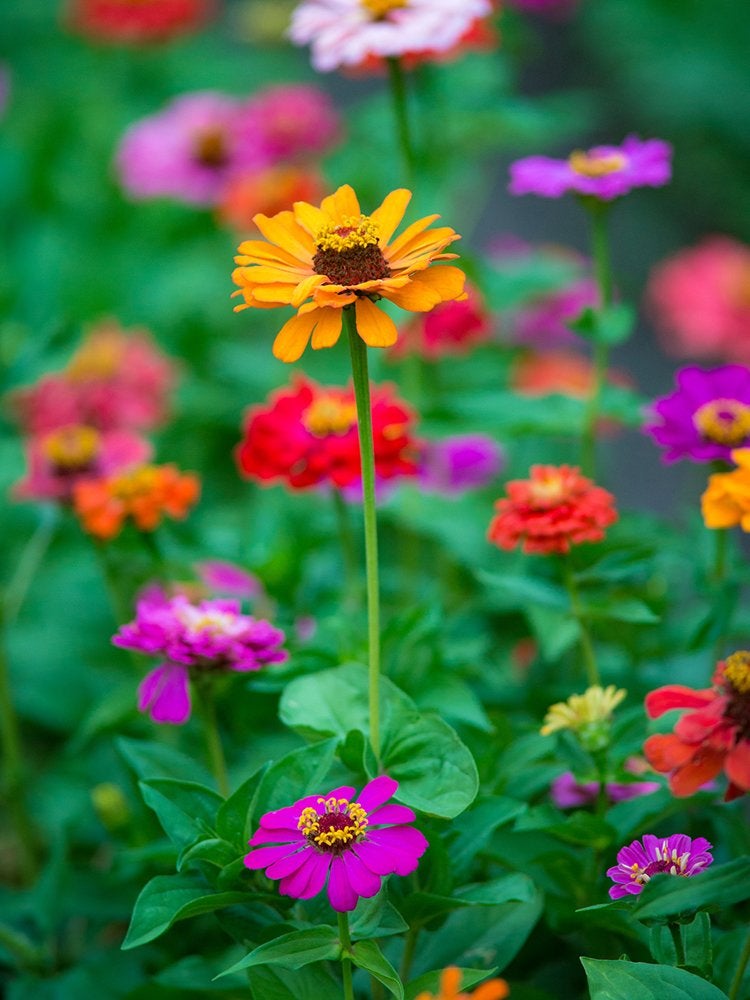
[193,127,229,168]
[312,215,391,287]
[723,651,750,741]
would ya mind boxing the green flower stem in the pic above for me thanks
[669,922,686,968]
[581,203,613,478]
[400,925,420,982]
[346,308,382,763]
[337,911,355,1000]
[92,540,132,627]
[386,56,416,180]
[199,682,230,798]
[0,608,38,884]
[333,489,360,611]
[712,525,728,585]
[4,505,59,626]
[562,559,600,686]
[729,924,750,1000]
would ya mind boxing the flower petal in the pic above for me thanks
[244,844,299,871]
[272,311,319,363]
[311,307,343,350]
[253,210,315,263]
[725,741,750,792]
[320,184,360,222]
[138,663,191,725]
[357,775,398,813]
[341,851,382,898]
[645,685,716,717]
[371,188,412,245]
[327,855,359,911]
[354,298,398,348]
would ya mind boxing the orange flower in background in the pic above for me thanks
[701,448,750,530]
[415,966,509,1000]
[488,464,617,555]
[231,183,466,362]
[218,165,326,233]
[73,463,200,540]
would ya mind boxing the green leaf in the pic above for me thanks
[216,763,269,848]
[633,858,750,922]
[139,779,222,850]
[582,598,660,624]
[568,304,635,346]
[401,873,537,925]
[581,958,729,999]
[449,797,527,877]
[279,664,478,819]
[246,964,340,1000]
[478,571,570,611]
[122,874,250,949]
[548,812,616,850]
[215,927,341,978]
[117,736,212,785]
[526,604,580,662]
[251,738,340,827]
[178,838,239,871]
[349,893,409,940]
[350,939,404,1000]
[406,968,500,1000]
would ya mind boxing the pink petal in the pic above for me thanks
[368,804,416,826]
[363,827,428,876]
[341,851,382,898]
[357,775,398,813]
[266,846,314,879]
[137,663,191,724]
[244,844,298,871]
[249,827,306,846]
[327,856,359,912]
[351,841,397,877]
[280,853,329,899]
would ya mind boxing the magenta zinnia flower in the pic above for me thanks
[606,834,713,900]
[113,594,287,724]
[418,434,503,496]
[509,136,671,201]
[244,775,428,911]
[550,771,660,810]
[644,365,750,464]
[289,0,494,73]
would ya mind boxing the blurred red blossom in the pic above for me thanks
[65,0,214,44]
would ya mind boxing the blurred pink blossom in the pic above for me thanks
[240,84,340,161]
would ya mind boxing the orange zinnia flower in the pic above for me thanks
[701,448,750,530]
[415,966,509,1000]
[73,463,200,540]
[231,183,466,362]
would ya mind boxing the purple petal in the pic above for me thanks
[244,844,298,871]
[341,851,382,898]
[357,775,398,813]
[265,846,314,880]
[280,853,329,899]
[368,804,416,826]
[137,663,191,724]
[249,827,306,846]
[327,856,359,912]
[361,827,428,876]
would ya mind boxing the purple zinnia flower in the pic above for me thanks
[645,365,750,464]
[115,91,271,206]
[606,833,713,900]
[113,594,287,724]
[550,771,660,809]
[418,435,504,496]
[195,560,263,600]
[244,775,428,912]
[514,277,599,348]
[509,136,672,201]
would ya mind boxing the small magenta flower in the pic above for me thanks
[418,435,503,496]
[509,135,671,201]
[606,834,713,900]
[113,594,287,724]
[244,776,428,911]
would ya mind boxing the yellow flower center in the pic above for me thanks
[193,126,229,168]
[693,398,750,446]
[42,425,100,470]
[297,797,368,852]
[361,0,409,18]
[66,332,124,381]
[112,465,160,498]
[303,394,358,437]
[528,473,567,507]
[315,215,380,253]
[724,651,750,694]
[177,606,238,636]
[568,150,628,178]
[312,215,391,286]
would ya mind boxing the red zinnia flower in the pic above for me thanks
[236,376,418,491]
[644,652,750,800]
[389,283,491,360]
[65,0,214,44]
[487,464,617,555]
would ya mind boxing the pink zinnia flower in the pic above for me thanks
[244,775,428,911]
[240,84,341,161]
[289,0,494,73]
[647,237,750,364]
[509,135,672,201]
[550,771,660,809]
[115,92,271,206]
[113,594,287,724]
[390,284,491,359]
[65,0,214,44]
[418,435,503,495]
[606,834,713,900]
[14,425,151,503]
[195,560,263,600]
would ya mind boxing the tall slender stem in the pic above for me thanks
[562,560,600,686]
[200,683,229,797]
[668,922,686,968]
[729,925,750,1000]
[333,489,360,610]
[337,911,355,1000]
[346,309,382,763]
[581,203,613,478]
[713,526,728,584]
[400,926,420,982]
[4,505,59,626]
[386,57,416,180]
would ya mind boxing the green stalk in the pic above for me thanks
[562,559,600,686]
[729,925,750,1000]
[345,308,382,763]
[333,489,360,611]
[199,682,230,797]
[400,926,420,982]
[386,57,416,180]
[4,505,59,626]
[337,911,355,1000]
[669,922,686,968]
[581,203,613,478]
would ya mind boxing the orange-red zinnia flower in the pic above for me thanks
[644,652,750,801]
[65,0,213,44]
[235,376,418,490]
[231,184,466,362]
[701,448,750,530]
[73,463,200,539]
[487,464,617,555]
[415,966,510,1000]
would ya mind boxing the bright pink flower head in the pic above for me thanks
[14,425,151,503]
[113,594,287,724]
[644,651,750,800]
[240,85,341,162]
[418,434,503,496]
[606,834,713,900]
[195,560,264,600]
[65,0,214,44]
[648,237,750,364]
[391,284,491,359]
[550,770,660,810]
[289,0,494,73]
[509,136,672,201]
[245,775,428,911]
[115,92,272,206]
[514,277,598,348]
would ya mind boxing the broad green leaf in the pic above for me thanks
[349,893,409,940]
[527,604,580,662]
[350,939,404,1000]
[251,738,340,827]
[246,964,341,1000]
[215,927,341,978]
[117,736,212,786]
[216,763,269,847]
[582,598,659,624]
[633,859,750,922]
[178,838,239,871]
[548,812,616,850]
[279,664,478,819]
[406,968,501,1000]
[139,779,222,850]
[122,875,250,949]
[478,571,570,611]
[449,796,527,877]
[401,873,536,925]
[581,958,729,999]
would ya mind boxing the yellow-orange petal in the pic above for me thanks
[311,308,343,349]
[253,210,315,263]
[320,184,361,223]
[237,264,307,286]
[291,273,329,307]
[384,214,441,260]
[236,240,310,271]
[439,967,462,999]
[272,310,319,363]
[313,286,357,308]
[382,280,443,312]
[371,188,412,245]
[354,297,398,348]
[251,284,300,305]
[293,199,328,237]
[474,979,510,1000]
[389,229,462,271]
[731,448,750,469]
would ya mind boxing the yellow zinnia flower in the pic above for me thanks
[231,183,466,362]
[415,967,510,1000]
[541,685,626,737]
[702,448,750,531]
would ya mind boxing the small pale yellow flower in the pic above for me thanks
[541,685,626,736]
